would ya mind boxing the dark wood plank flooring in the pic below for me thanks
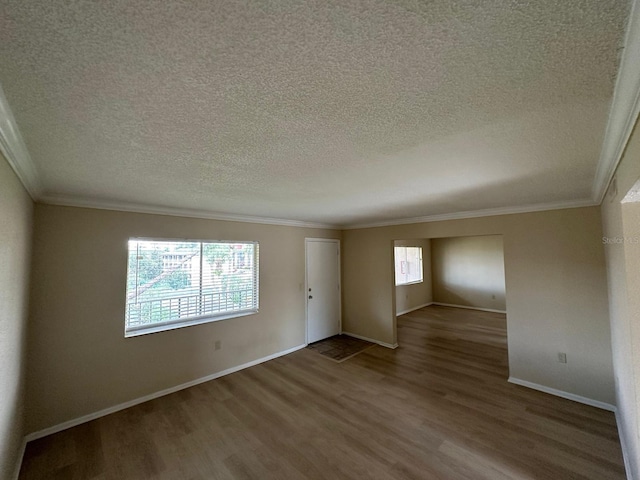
[19,305,626,479]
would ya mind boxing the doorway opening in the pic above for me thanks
[392,235,508,376]
[393,235,506,317]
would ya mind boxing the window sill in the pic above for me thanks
[396,280,424,287]
[125,309,258,337]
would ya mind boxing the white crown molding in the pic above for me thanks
[40,194,340,230]
[0,83,42,199]
[342,198,597,230]
[41,195,599,232]
[592,0,640,204]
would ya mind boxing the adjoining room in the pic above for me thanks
[394,235,506,318]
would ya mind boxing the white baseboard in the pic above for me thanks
[342,332,398,349]
[615,410,635,480]
[432,302,506,314]
[12,437,26,480]
[396,302,433,316]
[508,377,616,412]
[24,344,306,442]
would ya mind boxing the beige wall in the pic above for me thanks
[343,207,614,404]
[0,154,33,478]
[431,235,506,311]
[14,161,631,467]
[601,121,640,479]
[394,239,432,315]
[26,204,340,433]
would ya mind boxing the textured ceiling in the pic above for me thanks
[0,0,631,226]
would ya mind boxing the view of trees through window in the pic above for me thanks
[125,239,258,332]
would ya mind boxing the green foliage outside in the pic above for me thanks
[127,241,254,326]
[203,243,232,275]
[127,248,162,290]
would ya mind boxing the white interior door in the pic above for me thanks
[306,239,341,344]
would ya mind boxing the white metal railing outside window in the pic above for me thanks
[125,239,259,336]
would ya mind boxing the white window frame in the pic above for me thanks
[124,237,259,337]
[394,246,423,286]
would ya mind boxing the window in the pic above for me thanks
[394,246,423,286]
[125,239,258,337]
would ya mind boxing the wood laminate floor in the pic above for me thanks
[19,305,626,479]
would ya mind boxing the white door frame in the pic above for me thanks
[305,238,342,345]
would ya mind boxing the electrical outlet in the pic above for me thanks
[215,340,221,351]
[558,352,567,364]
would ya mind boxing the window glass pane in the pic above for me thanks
[201,243,256,314]
[125,239,258,336]
[406,247,422,284]
[394,246,423,286]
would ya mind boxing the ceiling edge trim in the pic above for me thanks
[592,0,640,205]
[342,199,598,230]
[0,83,42,199]
[39,194,340,230]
